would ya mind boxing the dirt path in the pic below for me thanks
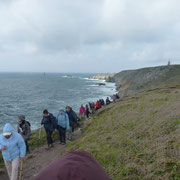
[1,121,85,180]
[22,128,82,180]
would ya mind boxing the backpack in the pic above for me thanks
[26,121,31,127]
[50,114,58,131]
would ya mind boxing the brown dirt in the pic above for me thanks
[1,124,84,180]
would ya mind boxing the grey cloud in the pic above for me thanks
[0,0,180,73]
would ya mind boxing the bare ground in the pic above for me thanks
[1,124,84,180]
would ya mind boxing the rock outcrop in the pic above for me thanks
[112,65,180,97]
[90,73,115,80]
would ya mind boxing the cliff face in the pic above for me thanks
[110,65,180,97]
[90,73,115,80]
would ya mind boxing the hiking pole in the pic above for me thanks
[39,125,43,141]
[19,158,23,180]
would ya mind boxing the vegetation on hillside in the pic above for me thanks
[110,65,180,98]
[66,85,180,179]
[0,84,180,180]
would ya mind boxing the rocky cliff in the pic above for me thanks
[90,73,115,80]
[107,65,180,97]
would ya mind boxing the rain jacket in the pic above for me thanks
[36,151,111,180]
[17,120,31,141]
[0,123,26,161]
[42,113,54,132]
[79,106,86,114]
[57,109,70,130]
[66,108,78,127]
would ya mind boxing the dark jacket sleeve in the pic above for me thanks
[42,116,50,124]
[71,111,78,123]
[24,122,31,141]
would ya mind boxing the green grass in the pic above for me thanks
[65,85,180,179]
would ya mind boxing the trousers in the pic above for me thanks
[4,158,20,180]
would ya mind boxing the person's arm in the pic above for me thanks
[17,134,26,158]
[42,116,50,124]
[65,114,70,130]
[24,123,31,141]
[72,111,78,123]
[0,140,2,150]
[56,113,59,121]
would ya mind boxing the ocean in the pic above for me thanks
[0,73,116,133]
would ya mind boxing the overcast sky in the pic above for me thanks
[0,0,180,73]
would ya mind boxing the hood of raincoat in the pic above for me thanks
[3,123,13,134]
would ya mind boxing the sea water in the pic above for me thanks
[0,73,116,132]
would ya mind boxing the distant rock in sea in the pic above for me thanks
[89,73,116,80]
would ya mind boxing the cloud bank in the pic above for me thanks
[0,0,180,73]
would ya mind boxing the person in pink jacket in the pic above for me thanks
[79,105,86,115]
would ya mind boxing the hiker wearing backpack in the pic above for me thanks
[0,123,26,180]
[66,106,78,141]
[41,109,57,148]
[17,115,31,153]
[57,108,70,145]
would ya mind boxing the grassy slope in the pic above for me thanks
[66,85,180,180]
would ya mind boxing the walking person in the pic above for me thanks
[85,104,90,118]
[79,104,86,116]
[41,109,54,149]
[106,97,111,105]
[0,123,26,180]
[66,106,78,141]
[17,115,31,153]
[57,108,70,145]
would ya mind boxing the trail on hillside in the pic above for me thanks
[23,128,82,180]
[1,123,84,180]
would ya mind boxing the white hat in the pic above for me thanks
[3,132,12,136]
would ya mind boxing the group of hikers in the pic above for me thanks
[0,95,119,180]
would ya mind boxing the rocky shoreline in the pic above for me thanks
[89,73,116,81]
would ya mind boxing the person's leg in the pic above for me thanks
[46,129,52,147]
[58,126,63,143]
[4,160,12,179]
[64,128,67,144]
[11,158,20,180]
[68,126,72,140]
[49,131,53,146]
[25,141,30,153]
[62,127,66,144]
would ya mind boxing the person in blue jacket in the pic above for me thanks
[57,107,70,145]
[0,123,26,180]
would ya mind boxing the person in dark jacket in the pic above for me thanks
[66,106,78,140]
[17,115,31,153]
[89,102,93,110]
[40,109,54,148]
[116,93,120,99]
[85,104,90,118]
[35,151,111,180]
[106,97,111,105]
[100,99,105,106]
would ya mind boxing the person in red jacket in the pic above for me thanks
[95,101,101,109]
[35,151,110,180]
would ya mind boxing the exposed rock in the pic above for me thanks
[90,73,115,80]
[113,65,180,98]
[96,83,106,86]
